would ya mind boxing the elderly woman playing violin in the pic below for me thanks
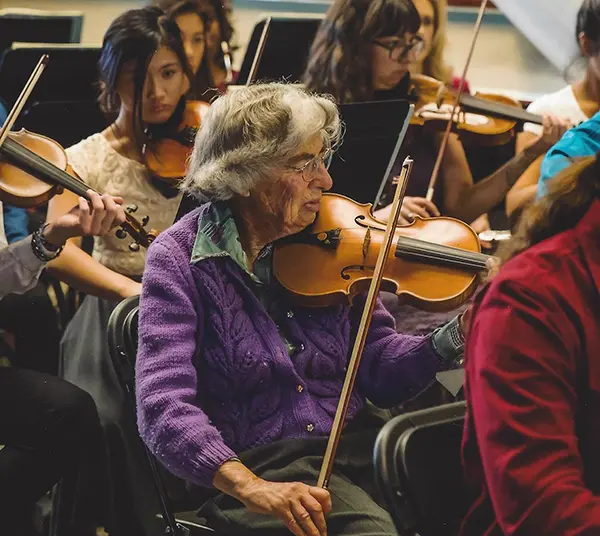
[136,83,467,536]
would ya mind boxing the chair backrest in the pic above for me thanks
[107,295,140,401]
[0,8,83,54]
[237,17,321,84]
[0,44,100,107]
[374,401,467,536]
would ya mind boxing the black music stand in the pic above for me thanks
[329,100,413,206]
[18,100,107,148]
[0,8,83,53]
[0,45,100,107]
[237,17,321,84]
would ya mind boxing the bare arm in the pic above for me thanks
[505,132,544,216]
[440,134,548,223]
[46,180,141,301]
[441,114,570,223]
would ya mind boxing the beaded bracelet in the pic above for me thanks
[31,224,64,262]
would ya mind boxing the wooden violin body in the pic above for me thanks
[143,100,210,186]
[409,74,542,146]
[0,128,157,249]
[273,193,489,311]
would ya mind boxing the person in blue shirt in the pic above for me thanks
[0,98,31,243]
[537,109,600,197]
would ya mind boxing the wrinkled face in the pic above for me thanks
[370,32,421,90]
[175,12,206,74]
[252,134,333,237]
[117,46,187,124]
[413,0,435,65]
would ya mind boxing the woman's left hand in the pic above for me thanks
[43,190,126,246]
[535,114,573,150]
[374,196,440,225]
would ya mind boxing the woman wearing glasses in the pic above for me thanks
[136,83,467,536]
[303,0,569,227]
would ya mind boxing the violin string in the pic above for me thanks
[396,236,489,264]
[4,137,144,237]
[336,228,490,269]
[4,137,94,197]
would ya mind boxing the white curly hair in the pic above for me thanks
[180,83,343,201]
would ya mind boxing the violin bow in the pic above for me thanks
[317,157,414,489]
[425,0,489,202]
[221,41,234,85]
[0,54,49,146]
[0,54,156,250]
[246,16,272,85]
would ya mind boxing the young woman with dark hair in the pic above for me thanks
[155,0,236,92]
[45,7,193,534]
[303,0,569,228]
[461,154,600,535]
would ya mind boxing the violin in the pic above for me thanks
[409,74,544,146]
[142,99,211,187]
[0,128,157,250]
[273,193,490,311]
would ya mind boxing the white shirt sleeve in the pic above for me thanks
[0,236,46,299]
[522,86,589,136]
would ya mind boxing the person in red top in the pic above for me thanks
[460,153,600,535]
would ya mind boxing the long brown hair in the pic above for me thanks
[419,0,453,84]
[303,0,420,103]
[495,155,600,270]
[152,0,213,98]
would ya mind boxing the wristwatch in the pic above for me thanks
[431,314,465,366]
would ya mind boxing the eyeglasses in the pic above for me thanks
[372,36,425,63]
[286,148,333,182]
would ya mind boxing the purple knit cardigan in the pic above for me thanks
[136,205,443,488]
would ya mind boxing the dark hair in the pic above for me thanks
[577,0,600,55]
[151,0,214,97]
[98,7,192,146]
[154,0,235,64]
[303,0,420,103]
[495,154,600,272]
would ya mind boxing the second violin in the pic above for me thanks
[408,74,544,146]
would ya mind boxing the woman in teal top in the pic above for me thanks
[538,110,600,197]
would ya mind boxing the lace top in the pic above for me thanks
[66,133,182,276]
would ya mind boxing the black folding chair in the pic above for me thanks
[373,401,468,536]
[106,295,216,535]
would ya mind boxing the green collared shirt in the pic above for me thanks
[191,202,296,355]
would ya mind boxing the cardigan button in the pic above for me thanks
[306,423,315,432]
[296,385,304,393]
[287,310,294,318]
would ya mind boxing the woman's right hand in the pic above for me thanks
[237,477,332,536]
[373,196,440,225]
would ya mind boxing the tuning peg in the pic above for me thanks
[129,242,141,252]
[142,216,150,226]
[126,204,138,213]
[115,228,127,240]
